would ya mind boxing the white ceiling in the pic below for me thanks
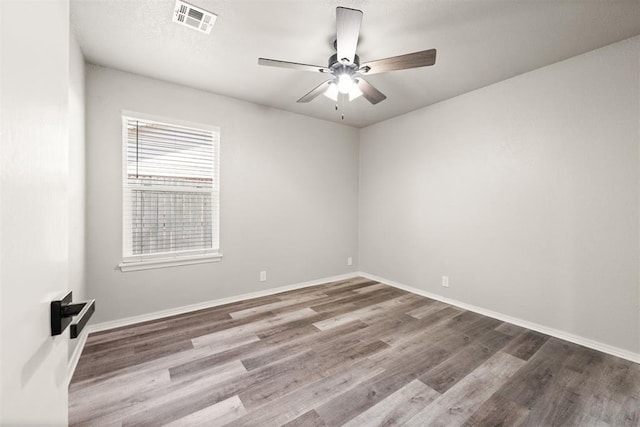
[71,0,640,128]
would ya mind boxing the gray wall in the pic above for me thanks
[359,36,640,353]
[86,65,359,323]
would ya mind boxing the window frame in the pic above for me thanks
[118,111,222,272]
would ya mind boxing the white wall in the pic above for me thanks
[1,0,71,424]
[68,29,87,360]
[359,36,640,354]
[86,65,359,323]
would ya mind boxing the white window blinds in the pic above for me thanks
[122,116,220,260]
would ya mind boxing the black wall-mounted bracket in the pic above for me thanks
[51,291,95,338]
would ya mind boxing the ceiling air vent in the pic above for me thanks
[173,0,217,34]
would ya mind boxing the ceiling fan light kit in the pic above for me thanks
[258,6,437,110]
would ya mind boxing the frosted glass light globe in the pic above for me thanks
[324,82,339,101]
[337,74,354,94]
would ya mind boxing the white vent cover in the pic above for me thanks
[173,0,217,34]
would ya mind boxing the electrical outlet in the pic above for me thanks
[442,276,449,288]
[259,271,267,282]
[347,257,353,266]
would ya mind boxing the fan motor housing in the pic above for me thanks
[328,53,360,74]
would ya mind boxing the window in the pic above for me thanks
[118,114,221,271]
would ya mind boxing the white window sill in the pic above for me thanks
[118,253,223,272]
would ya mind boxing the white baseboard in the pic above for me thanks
[87,272,359,334]
[357,271,640,364]
[67,330,89,385]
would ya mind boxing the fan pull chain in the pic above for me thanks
[336,102,345,120]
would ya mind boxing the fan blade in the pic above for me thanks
[356,78,387,105]
[361,49,436,74]
[297,80,333,103]
[336,7,362,63]
[258,58,328,73]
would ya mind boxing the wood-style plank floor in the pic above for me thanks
[69,277,640,426]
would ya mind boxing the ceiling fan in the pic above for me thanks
[258,6,437,105]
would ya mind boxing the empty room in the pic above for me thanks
[1,0,640,425]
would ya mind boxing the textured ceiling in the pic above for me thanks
[71,0,640,128]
